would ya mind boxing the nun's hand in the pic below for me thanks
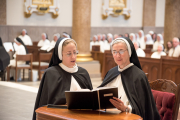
[109,97,127,112]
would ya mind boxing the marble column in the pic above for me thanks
[72,0,93,61]
[142,0,156,34]
[164,0,180,45]
[0,0,6,25]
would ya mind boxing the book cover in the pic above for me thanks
[65,87,118,109]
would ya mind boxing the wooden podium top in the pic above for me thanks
[36,106,142,120]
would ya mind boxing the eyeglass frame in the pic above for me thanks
[112,49,128,56]
[63,50,79,57]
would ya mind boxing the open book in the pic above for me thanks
[40,45,54,52]
[65,87,118,109]
[3,42,14,52]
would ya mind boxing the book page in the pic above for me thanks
[65,89,91,92]
[47,46,54,52]
[3,42,14,52]
[40,45,50,50]
[92,86,118,91]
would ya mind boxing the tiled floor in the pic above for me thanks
[0,77,102,120]
[0,85,37,120]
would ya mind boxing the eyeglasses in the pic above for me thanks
[64,50,79,57]
[112,49,127,55]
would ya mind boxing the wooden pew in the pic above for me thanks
[139,57,162,81]
[101,50,116,79]
[26,46,54,61]
[101,51,180,84]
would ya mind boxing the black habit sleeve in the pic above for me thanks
[32,65,93,120]
[99,65,160,120]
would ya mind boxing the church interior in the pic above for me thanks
[0,0,180,120]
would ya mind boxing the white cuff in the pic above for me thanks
[128,104,132,113]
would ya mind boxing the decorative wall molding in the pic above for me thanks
[24,0,60,18]
[102,0,132,20]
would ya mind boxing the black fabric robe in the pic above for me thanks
[0,37,10,70]
[32,65,93,120]
[99,65,160,120]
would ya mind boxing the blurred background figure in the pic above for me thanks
[90,35,98,51]
[37,33,50,47]
[124,33,129,38]
[114,34,119,39]
[151,44,166,59]
[168,37,180,57]
[164,41,173,54]
[134,42,145,57]
[50,33,60,47]
[152,34,164,51]
[18,29,32,46]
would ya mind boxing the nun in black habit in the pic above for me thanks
[0,37,10,71]
[8,37,28,80]
[99,37,160,120]
[33,38,93,120]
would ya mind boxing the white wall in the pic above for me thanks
[155,0,165,27]
[91,0,143,27]
[6,0,72,26]
[6,0,165,27]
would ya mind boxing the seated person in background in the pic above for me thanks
[129,33,136,43]
[63,32,71,38]
[152,34,164,51]
[135,33,139,42]
[149,30,154,36]
[152,33,157,42]
[142,34,154,49]
[33,38,93,120]
[124,33,129,38]
[90,35,98,51]
[103,33,113,51]
[97,34,104,53]
[50,33,60,47]
[134,42,145,57]
[168,37,180,57]
[18,29,32,46]
[164,41,173,54]
[102,34,108,44]
[145,34,154,45]
[119,34,123,37]
[114,34,119,39]
[138,30,145,49]
[98,37,160,120]
[151,44,166,59]
[8,37,28,81]
[0,37,10,72]
[37,33,50,47]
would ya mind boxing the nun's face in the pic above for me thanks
[22,31,26,36]
[114,35,118,39]
[157,45,163,52]
[108,38,112,43]
[130,35,133,41]
[112,42,130,69]
[144,37,147,42]
[157,36,160,42]
[138,32,142,38]
[42,34,46,40]
[133,42,138,50]
[54,36,58,41]
[93,37,96,42]
[62,42,77,68]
